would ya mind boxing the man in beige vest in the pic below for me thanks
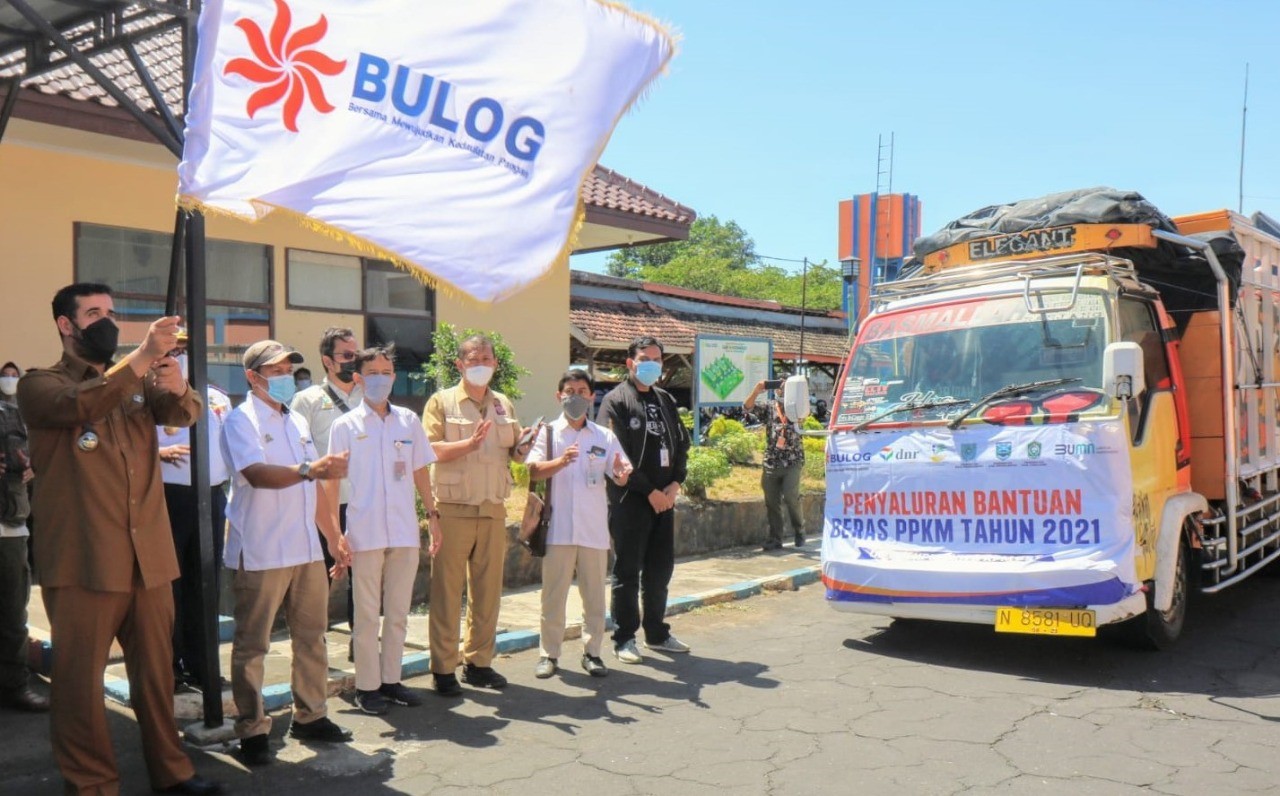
[423,334,530,696]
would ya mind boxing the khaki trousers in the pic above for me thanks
[231,561,329,739]
[540,545,609,659]
[429,504,507,673]
[351,547,418,691]
[44,583,194,795]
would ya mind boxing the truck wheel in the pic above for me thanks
[1106,538,1188,650]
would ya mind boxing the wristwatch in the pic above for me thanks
[427,509,441,519]
[298,460,314,481]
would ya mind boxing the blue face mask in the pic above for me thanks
[634,360,662,387]
[362,374,394,404]
[263,373,296,405]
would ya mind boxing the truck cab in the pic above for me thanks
[822,209,1280,647]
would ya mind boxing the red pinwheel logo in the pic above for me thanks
[224,0,347,133]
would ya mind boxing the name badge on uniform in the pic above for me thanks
[356,433,368,441]
[393,460,407,481]
[660,445,670,468]
[493,401,506,417]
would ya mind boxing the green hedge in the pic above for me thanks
[684,446,732,498]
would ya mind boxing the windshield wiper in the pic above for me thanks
[946,378,1081,430]
[852,399,971,432]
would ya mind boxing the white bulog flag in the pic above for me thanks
[179,0,673,302]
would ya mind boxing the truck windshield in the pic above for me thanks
[835,292,1109,428]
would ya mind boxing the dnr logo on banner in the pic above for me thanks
[179,0,675,302]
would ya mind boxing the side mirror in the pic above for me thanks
[1103,342,1144,401]
[782,375,810,422]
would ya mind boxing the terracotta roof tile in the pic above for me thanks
[571,298,850,364]
[571,300,698,352]
[584,165,697,226]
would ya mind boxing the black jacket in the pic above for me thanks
[0,401,30,527]
[598,378,690,501]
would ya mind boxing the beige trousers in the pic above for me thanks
[231,561,329,738]
[351,547,419,691]
[429,505,507,673]
[540,545,609,659]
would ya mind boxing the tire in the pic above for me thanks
[1105,537,1189,650]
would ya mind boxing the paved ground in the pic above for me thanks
[7,561,1280,795]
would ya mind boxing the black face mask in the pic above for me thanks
[334,361,358,384]
[70,317,120,364]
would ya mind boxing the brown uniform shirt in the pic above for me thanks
[17,352,202,592]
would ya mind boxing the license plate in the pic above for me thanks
[995,607,1096,637]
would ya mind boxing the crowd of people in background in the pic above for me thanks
[0,283,742,794]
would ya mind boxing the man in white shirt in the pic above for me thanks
[158,348,233,689]
[290,327,363,632]
[526,370,632,679]
[223,340,352,766]
[322,345,442,715]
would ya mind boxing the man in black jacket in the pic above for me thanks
[598,336,691,664]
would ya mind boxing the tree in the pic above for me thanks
[605,214,841,311]
[416,322,530,399]
[606,215,758,279]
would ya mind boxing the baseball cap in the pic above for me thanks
[242,340,304,371]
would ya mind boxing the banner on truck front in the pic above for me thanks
[821,421,1138,607]
[178,0,674,302]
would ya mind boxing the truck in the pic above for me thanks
[817,188,1280,647]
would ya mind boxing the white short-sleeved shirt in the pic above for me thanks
[525,417,630,550]
[328,401,435,552]
[223,393,323,571]
[290,378,362,504]
[158,386,232,486]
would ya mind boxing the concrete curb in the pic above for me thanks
[105,564,821,715]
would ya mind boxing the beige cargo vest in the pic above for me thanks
[429,384,519,510]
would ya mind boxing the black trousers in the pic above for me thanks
[317,504,354,630]
[609,491,674,647]
[164,482,226,683]
[0,534,31,692]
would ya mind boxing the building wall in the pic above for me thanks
[0,119,566,422]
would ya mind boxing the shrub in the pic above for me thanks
[683,446,732,498]
[802,415,824,431]
[802,436,827,480]
[415,322,530,398]
[714,430,757,465]
[510,461,530,489]
[706,415,746,441]
[678,407,694,432]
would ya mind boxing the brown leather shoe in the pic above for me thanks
[0,686,50,712]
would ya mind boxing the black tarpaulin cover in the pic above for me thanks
[913,187,1245,328]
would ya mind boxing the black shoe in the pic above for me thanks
[762,540,783,551]
[238,734,271,766]
[289,716,353,743]
[379,682,423,707]
[433,672,463,697]
[461,663,508,690]
[0,686,50,712]
[156,775,225,794]
[354,688,390,715]
[794,534,805,547]
[581,654,608,677]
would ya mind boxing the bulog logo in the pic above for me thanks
[225,0,347,133]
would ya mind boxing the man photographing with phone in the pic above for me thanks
[744,377,807,551]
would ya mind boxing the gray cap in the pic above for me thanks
[242,340,304,371]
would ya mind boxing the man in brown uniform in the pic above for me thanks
[423,334,531,696]
[17,283,222,795]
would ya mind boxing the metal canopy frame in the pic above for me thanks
[0,0,223,727]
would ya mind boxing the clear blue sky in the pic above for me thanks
[574,0,1280,275]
